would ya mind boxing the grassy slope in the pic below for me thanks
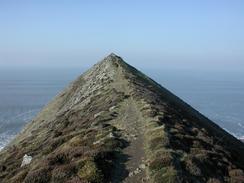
[0,54,244,183]
[123,61,244,183]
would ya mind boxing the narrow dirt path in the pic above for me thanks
[111,98,147,183]
[122,99,146,183]
[109,64,147,183]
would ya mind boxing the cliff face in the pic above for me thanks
[0,54,244,183]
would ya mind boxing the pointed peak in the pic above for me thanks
[98,53,126,68]
[108,52,119,58]
[104,53,122,61]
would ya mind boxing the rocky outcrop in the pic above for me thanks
[21,154,32,167]
[0,53,244,183]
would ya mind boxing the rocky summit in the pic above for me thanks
[0,54,244,183]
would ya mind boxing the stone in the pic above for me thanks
[109,132,115,138]
[134,168,142,174]
[21,154,32,167]
[139,164,146,169]
[129,171,134,177]
[93,140,102,145]
[94,111,105,118]
[109,106,116,111]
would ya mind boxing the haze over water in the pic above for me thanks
[0,68,244,149]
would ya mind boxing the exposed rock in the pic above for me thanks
[134,168,142,174]
[128,171,134,177]
[139,164,146,169]
[109,106,116,111]
[108,132,115,138]
[94,111,105,118]
[21,154,32,167]
[129,167,143,177]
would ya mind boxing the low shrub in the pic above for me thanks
[65,176,84,183]
[151,166,179,183]
[24,167,51,183]
[229,169,244,177]
[47,152,69,166]
[9,169,29,183]
[77,160,103,183]
[51,164,76,183]
[184,157,202,176]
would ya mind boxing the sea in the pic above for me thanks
[0,68,244,149]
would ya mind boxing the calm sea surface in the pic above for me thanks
[0,68,244,149]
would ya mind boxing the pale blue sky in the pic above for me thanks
[0,0,243,70]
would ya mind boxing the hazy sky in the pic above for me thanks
[0,0,243,70]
